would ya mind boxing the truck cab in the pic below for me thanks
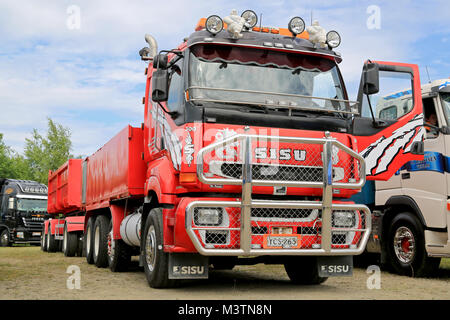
[0,179,48,246]
[362,79,450,276]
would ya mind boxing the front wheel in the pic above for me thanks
[386,212,441,277]
[284,257,328,285]
[0,229,11,247]
[142,208,177,288]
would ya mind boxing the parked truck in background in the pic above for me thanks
[356,79,450,276]
[41,10,426,288]
[0,179,47,246]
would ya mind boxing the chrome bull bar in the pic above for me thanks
[186,134,371,256]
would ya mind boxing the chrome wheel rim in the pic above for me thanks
[47,226,50,248]
[107,230,115,261]
[86,225,92,256]
[1,232,8,245]
[63,227,67,252]
[145,225,156,272]
[394,226,415,264]
[94,225,100,257]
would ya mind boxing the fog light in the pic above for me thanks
[194,208,223,226]
[205,15,224,35]
[326,30,341,48]
[332,211,355,228]
[272,227,293,234]
[288,17,305,35]
[241,10,258,29]
[16,232,24,239]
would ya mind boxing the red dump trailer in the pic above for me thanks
[42,126,146,257]
[41,10,425,288]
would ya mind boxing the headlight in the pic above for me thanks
[332,211,355,228]
[241,10,258,29]
[326,30,341,48]
[194,208,223,226]
[205,15,224,35]
[288,17,305,35]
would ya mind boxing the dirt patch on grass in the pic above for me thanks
[1,247,449,300]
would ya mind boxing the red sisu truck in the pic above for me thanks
[41,10,425,288]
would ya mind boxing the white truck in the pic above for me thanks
[360,79,450,276]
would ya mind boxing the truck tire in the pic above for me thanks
[284,257,328,285]
[107,220,131,272]
[41,225,47,252]
[386,212,441,277]
[142,208,177,288]
[0,229,11,247]
[84,216,96,264]
[77,237,84,257]
[63,224,78,257]
[47,224,58,252]
[93,215,110,268]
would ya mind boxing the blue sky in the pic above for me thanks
[0,0,449,157]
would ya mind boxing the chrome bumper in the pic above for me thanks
[186,134,371,256]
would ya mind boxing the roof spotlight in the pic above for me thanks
[205,15,224,35]
[288,17,305,35]
[326,30,341,48]
[241,10,258,29]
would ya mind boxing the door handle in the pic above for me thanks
[401,173,410,180]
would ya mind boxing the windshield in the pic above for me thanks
[441,93,450,125]
[17,198,47,212]
[188,45,356,114]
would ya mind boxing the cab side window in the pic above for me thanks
[167,61,183,113]
[423,97,439,139]
[361,71,413,120]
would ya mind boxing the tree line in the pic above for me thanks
[0,118,74,185]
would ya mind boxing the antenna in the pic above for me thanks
[310,10,313,25]
[259,13,262,30]
[425,66,431,83]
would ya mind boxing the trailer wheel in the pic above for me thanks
[93,215,110,268]
[284,257,328,285]
[107,220,131,272]
[84,216,96,264]
[77,236,84,257]
[0,229,11,247]
[142,208,176,288]
[47,224,58,252]
[41,225,47,252]
[63,224,78,257]
[386,212,441,277]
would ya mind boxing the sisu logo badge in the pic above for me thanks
[184,132,194,167]
[172,266,205,275]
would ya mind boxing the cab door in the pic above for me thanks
[353,61,424,181]
[399,94,448,228]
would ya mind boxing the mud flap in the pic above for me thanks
[317,256,353,277]
[168,253,209,279]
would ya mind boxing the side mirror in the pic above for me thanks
[440,126,450,135]
[151,68,169,102]
[363,63,380,95]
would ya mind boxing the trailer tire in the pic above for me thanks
[84,216,96,264]
[284,257,328,285]
[107,220,131,272]
[386,212,441,277]
[47,224,58,252]
[77,237,84,257]
[0,229,11,247]
[142,208,177,288]
[93,215,110,268]
[63,224,78,257]
[41,225,47,252]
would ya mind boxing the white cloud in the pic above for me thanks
[1,0,449,157]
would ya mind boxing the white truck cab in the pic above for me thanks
[362,79,450,276]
